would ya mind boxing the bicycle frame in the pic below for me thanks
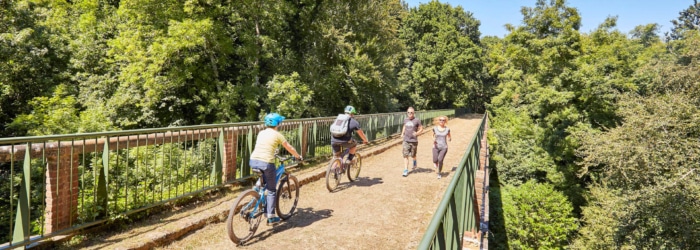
[248,158,290,217]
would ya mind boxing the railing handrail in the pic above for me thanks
[0,109,454,144]
[418,113,487,249]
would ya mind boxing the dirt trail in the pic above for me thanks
[61,115,483,250]
[153,115,483,250]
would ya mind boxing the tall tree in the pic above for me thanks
[488,0,585,189]
[397,0,486,111]
[0,0,68,136]
[288,0,405,115]
[667,0,700,41]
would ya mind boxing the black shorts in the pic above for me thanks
[332,140,357,155]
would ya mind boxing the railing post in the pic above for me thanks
[12,145,31,244]
[212,130,224,185]
[95,139,109,218]
[44,148,79,233]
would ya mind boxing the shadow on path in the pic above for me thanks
[242,207,333,246]
[350,176,384,187]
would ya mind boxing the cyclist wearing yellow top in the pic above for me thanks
[250,113,302,225]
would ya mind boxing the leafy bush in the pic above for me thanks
[501,181,578,250]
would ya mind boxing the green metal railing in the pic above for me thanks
[0,109,454,249]
[418,113,487,249]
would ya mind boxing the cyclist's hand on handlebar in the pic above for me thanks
[362,140,369,144]
[295,156,303,162]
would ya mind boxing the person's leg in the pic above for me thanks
[402,141,410,176]
[411,142,418,170]
[262,162,277,220]
[332,143,342,158]
[437,148,448,173]
[345,140,358,163]
[432,147,439,169]
[250,160,278,222]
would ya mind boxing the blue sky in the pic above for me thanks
[404,0,694,37]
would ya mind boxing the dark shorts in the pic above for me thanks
[332,140,357,156]
[402,141,418,158]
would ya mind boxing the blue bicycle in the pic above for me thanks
[226,154,300,245]
[325,143,363,192]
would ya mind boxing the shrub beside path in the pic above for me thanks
[63,115,483,250]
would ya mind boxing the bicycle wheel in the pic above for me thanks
[276,175,300,220]
[226,190,262,245]
[325,159,342,192]
[347,153,362,182]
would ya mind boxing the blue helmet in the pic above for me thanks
[264,113,285,127]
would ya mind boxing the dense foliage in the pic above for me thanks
[486,0,700,248]
[500,181,577,249]
[1,0,699,248]
[1,0,414,136]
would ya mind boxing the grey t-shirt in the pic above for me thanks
[331,117,361,143]
[403,117,422,142]
[433,127,450,150]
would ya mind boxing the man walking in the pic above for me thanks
[401,107,423,177]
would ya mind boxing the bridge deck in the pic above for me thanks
[68,115,484,250]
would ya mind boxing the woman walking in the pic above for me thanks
[432,116,451,179]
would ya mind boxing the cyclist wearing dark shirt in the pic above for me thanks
[331,106,369,164]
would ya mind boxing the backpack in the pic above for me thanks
[330,114,351,138]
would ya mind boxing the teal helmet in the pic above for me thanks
[344,105,357,115]
[264,113,285,127]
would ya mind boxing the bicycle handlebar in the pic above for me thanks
[275,154,301,162]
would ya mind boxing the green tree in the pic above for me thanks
[574,31,700,249]
[288,0,405,115]
[487,0,645,210]
[488,0,586,194]
[0,0,69,136]
[574,94,700,249]
[501,181,578,250]
[397,0,487,111]
[9,85,79,135]
[667,0,700,41]
[266,72,313,117]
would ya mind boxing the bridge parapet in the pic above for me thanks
[0,109,455,249]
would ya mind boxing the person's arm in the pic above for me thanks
[356,129,369,144]
[415,122,424,135]
[447,130,452,142]
[282,141,302,160]
[400,124,406,137]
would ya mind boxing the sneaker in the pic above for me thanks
[267,217,281,225]
[403,169,408,177]
[437,173,441,179]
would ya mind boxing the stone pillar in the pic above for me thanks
[44,152,79,233]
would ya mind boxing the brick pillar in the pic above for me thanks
[301,123,309,158]
[222,129,238,182]
[44,152,79,233]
